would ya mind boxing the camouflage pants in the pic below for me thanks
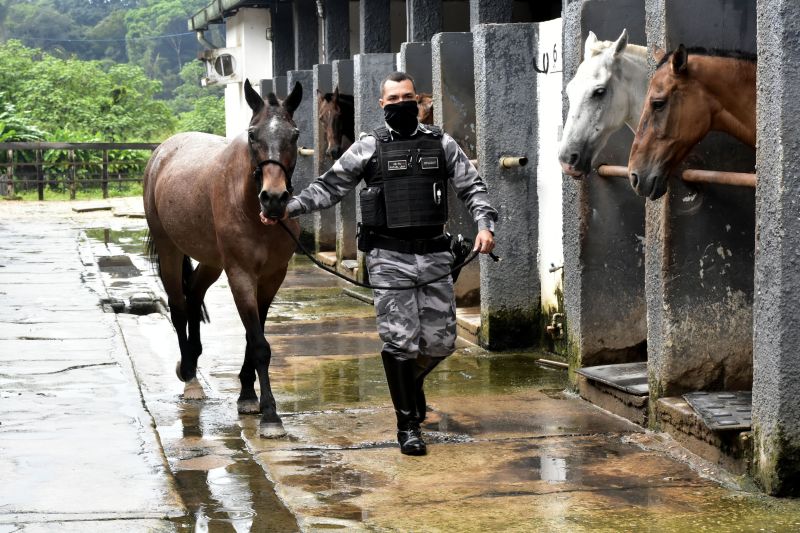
[366,248,457,361]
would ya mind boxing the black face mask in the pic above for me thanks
[383,100,419,137]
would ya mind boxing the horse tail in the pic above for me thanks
[144,231,161,278]
[181,255,210,323]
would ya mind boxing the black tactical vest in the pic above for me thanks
[360,126,448,233]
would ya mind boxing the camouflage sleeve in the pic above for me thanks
[442,133,498,233]
[286,136,377,217]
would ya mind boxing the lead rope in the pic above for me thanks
[276,219,499,291]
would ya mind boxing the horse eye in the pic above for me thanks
[652,100,666,111]
[248,130,256,142]
[592,87,606,98]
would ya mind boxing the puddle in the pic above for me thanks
[85,227,149,255]
[97,255,141,278]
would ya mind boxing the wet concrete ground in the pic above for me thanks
[2,199,800,532]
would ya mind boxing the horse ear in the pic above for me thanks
[671,44,688,75]
[584,31,598,58]
[284,81,303,117]
[244,79,265,114]
[613,29,628,56]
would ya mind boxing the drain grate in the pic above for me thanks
[100,292,166,315]
[576,362,648,396]
[683,391,752,431]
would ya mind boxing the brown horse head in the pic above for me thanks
[244,79,302,219]
[417,93,434,125]
[317,86,354,160]
[628,45,756,199]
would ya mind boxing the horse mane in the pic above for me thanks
[323,92,354,109]
[588,39,647,59]
[656,47,757,69]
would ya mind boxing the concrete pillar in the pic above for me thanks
[273,76,288,99]
[323,0,350,62]
[398,42,432,94]
[313,63,336,251]
[474,23,540,349]
[407,0,442,42]
[753,0,800,497]
[332,59,357,269]
[288,69,315,247]
[561,0,648,374]
[469,0,512,29]
[352,53,396,279]
[432,32,480,308]
[293,0,319,69]
[360,0,391,53]
[272,2,294,76]
[643,0,757,404]
[259,79,273,98]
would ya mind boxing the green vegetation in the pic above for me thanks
[0,0,228,198]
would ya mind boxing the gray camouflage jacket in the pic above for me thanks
[285,124,498,233]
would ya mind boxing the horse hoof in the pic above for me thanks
[183,378,206,400]
[237,399,261,414]
[175,361,196,383]
[259,422,287,439]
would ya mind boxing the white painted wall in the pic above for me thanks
[536,18,564,313]
[224,7,273,139]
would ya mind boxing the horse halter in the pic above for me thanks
[248,134,295,194]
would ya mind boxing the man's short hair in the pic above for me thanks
[380,71,417,96]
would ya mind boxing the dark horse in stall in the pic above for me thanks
[317,86,355,159]
[143,79,302,438]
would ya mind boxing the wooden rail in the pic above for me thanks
[0,142,159,200]
[596,164,757,188]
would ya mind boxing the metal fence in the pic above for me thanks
[0,142,159,200]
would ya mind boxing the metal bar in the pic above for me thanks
[102,150,109,199]
[0,142,159,150]
[68,150,76,200]
[298,147,314,156]
[500,156,528,169]
[682,169,756,188]
[596,165,629,178]
[36,150,43,200]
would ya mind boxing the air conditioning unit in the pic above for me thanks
[199,47,242,86]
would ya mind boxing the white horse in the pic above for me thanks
[559,29,649,179]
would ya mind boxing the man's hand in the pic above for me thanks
[259,209,288,225]
[473,229,495,254]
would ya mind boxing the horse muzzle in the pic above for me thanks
[629,168,668,200]
[259,190,291,219]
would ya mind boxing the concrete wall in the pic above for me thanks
[398,42,433,95]
[561,0,648,371]
[432,32,480,307]
[313,64,336,251]
[224,8,273,138]
[474,23,541,349]
[753,0,800,497]
[644,0,757,402]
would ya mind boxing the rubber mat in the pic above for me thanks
[576,362,648,396]
[683,391,752,431]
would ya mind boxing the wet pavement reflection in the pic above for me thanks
[3,200,800,532]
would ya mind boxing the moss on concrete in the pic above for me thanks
[479,306,540,351]
[753,424,800,496]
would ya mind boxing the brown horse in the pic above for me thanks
[628,45,756,199]
[317,86,354,159]
[143,79,302,438]
[417,92,434,125]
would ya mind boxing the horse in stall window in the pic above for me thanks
[558,30,649,179]
[627,45,756,199]
[143,79,302,438]
[317,86,354,160]
[417,93,434,125]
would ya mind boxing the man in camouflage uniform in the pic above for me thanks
[263,72,497,455]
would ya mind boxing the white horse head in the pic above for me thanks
[559,29,649,179]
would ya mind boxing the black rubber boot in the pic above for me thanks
[381,351,427,456]
[414,355,443,426]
